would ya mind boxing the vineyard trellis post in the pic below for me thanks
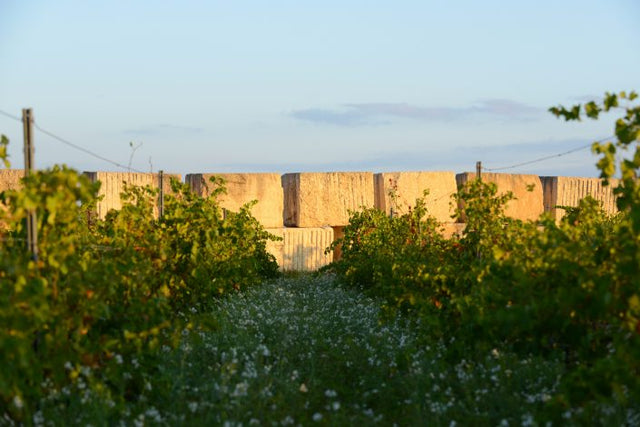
[158,169,164,218]
[22,108,38,261]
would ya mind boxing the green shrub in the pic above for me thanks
[0,146,279,420]
[330,91,640,410]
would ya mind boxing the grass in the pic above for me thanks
[29,274,639,426]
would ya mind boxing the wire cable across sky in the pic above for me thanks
[482,135,614,172]
[0,109,22,122]
[0,108,145,173]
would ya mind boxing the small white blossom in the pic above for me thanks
[324,389,337,398]
[13,395,23,409]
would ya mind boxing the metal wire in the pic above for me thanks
[482,136,614,172]
[0,108,146,173]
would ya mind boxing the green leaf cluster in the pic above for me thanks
[0,158,278,420]
[331,91,640,414]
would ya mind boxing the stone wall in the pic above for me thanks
[1,169,626,270]
[374,171,457,223]
[266,227,334,271]
[282,172,374,227]
[0,170,23,230]
[185,173,284,228]
[540,176,619,221]
[84,172,180,219]
[456,172,544,221]
[0,169,24,192]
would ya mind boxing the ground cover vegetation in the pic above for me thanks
[0,91,638,425]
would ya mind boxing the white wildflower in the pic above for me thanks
[145,407,162,422]
[281,415,294,425]
[521,414,534,427]
[133,414,145,427]
[232,381,249,397]
[324,389,337,398]
[12,395,23,409]
[33,410,45,426]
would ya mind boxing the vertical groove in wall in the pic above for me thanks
[83,172,179,220]
[552,177,559,220]
[373,174,382,211]
[541,176,619,222]
[279,227,333,272]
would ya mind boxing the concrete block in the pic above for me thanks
[540,176,619,221]
[282,172,374,227]
[456,172,544,221]
[84,172,181,219]
[186,173,284,228]
[374,171,457,222]
[265,227,334,271]
[0,169,24,193]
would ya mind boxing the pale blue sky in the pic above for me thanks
[1,0,638,177]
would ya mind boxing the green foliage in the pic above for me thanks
[0,134,10,168]
[331,91,640,412]
[0,159,279,420]
[329,193,455,330]
[550,91,640,233]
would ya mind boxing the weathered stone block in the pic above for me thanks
[374,171,457,222]
[440,223,466,239]
[455,172,544,221]
[331,226,345,261]
[0,169,24,192]
[84,172,180,219]
[265,228,286,269]
[265,227,334,271]
[282,172,374,227]
[0,170,25,230]
[540,176,619,221]
[186,173,284,228]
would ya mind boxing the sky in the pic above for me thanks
[1,0,639,178]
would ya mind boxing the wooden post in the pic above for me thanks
[476,161,482,181]
[158,170,164,218]
[22,108,38,261]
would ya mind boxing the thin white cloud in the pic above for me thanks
[289,108,370,126]
[124,123,204,136]
[291,99,542,126]
[474,99,540,117]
